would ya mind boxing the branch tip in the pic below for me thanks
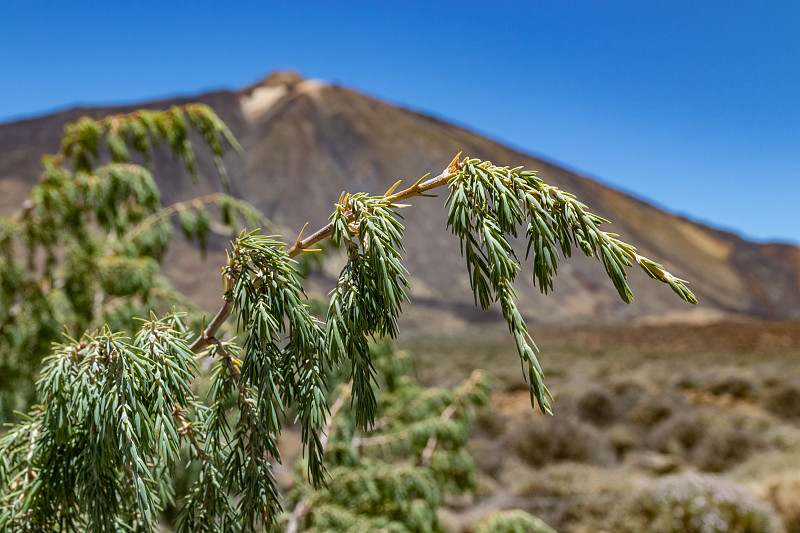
[384,179,403,197]
[295,222,310,247]
[410,173,430,191]
[447,152,463,173]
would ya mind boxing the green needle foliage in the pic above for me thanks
[0,105,696,532]
[284,342,490,533]
[445,159,696,413]
[0,104,261,421]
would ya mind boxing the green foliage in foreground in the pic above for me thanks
[285,342,489,533]
[0,105,695,531]
[0,104,261,420]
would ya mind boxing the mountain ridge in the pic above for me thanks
[2,71,798,330]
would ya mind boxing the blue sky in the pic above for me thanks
[2,2,798,245]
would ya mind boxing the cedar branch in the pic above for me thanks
[190,157,462,355]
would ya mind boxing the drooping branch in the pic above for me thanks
[190,152,696,363]
[189,154,463,355]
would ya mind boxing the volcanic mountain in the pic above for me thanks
[2,71,799,330]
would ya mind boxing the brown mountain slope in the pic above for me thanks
[2,71,799,329]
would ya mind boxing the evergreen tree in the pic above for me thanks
[0,104,260,421]
[0,105,696,531]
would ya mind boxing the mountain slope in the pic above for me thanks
[2,71,798,329]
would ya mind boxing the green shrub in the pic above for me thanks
[608,473,784,533]
[475,510,557,533]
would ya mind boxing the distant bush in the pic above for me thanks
[606,423,645,457]
[649,410,768,472]
[761,380,800,419]
[676,369,761,402]
[649,411,706,456]
[474,406,509,439]
[608,473,784,533]
[513,462,632,532]
[627,391,686,428]
[574,387,617,427]
[708,373,755,399]
[474,510,557,533]
[694,427,769,473]
[610,378,651,409]
[510,415,615,467]
[513,462,632,499]
[470,439,505,480]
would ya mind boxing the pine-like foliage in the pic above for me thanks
[284,342,489,533]
[0,106,696,532]
[0,104,261,420]
[475,510,558,533]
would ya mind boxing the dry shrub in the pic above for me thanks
[627,391,687,428]
[610,378,651,409]
[708,373,756,399]
[649,410,769,472]
[760,473,800,533]
[694,428,769,473]
[606,423,645,456]
[761,380,800,419]
[607,473,785,533]
[649,411,706,456]
[513,462,632,498]
[512,462,633,533]
[675,369,756,399]
[474,406,509,439]
[731,443,800,484]
[510,414,615,467]
[574,387,617,427]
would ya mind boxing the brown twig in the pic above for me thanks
[189,276,235,354]
[285,154,461,258]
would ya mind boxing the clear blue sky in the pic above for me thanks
[2,2,798,245]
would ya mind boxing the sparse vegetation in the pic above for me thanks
[404,323,800,532]
[608,473,784,533]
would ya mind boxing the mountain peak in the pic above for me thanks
[243,70,305,94]
[240,70,328,120]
